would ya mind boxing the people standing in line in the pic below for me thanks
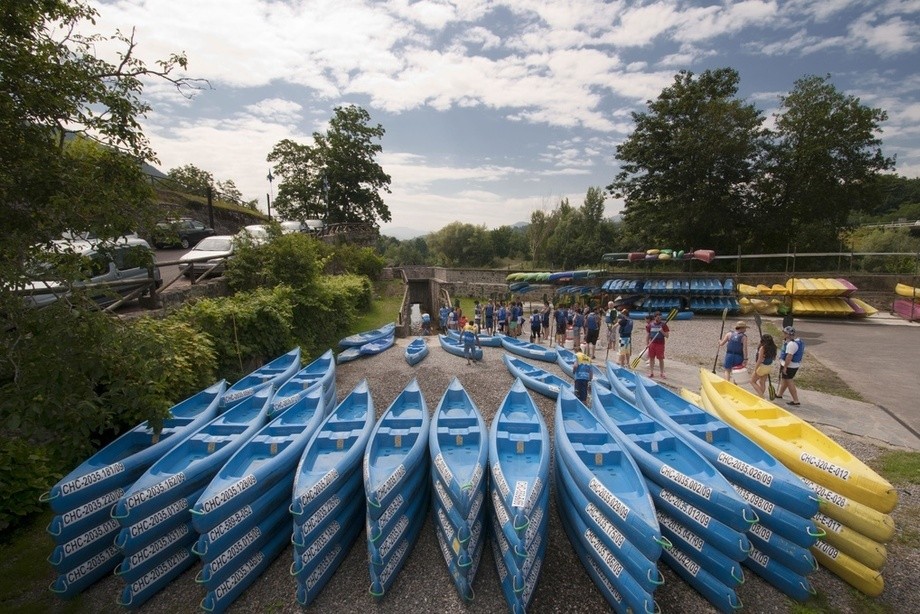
[750,334,777,398]
[719,321,749,382]
[530,309,542,343]
[572,307,584,351]
[421,311,431,335]
[573,344,593,404]
[461,323,481,365]
[777,326,804,405]
[584,307,601,359]
[484,300,495,335]
[555,305,568,346]
[645,311,669,378]
[605,300,617,352]
[497,302,507,335]
[615,307,633,368]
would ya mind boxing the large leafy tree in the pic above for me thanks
[763,75,894,251]
[427,222,493,267]
[267,105,392,225]
[608,69,768,253]
[167,164,214,195]
[0,0,203,287]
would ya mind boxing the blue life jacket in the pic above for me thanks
[586,313,599,331]
[619,318,633,337]
[573,313,584,328]
[530,313,541,328]
[727,331,745,355]
[780,338,805,363]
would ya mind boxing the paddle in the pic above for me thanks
[752,312,777,400]
[711,307,729,374]
[630,308,678,369]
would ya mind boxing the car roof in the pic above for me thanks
[50,236,152,255]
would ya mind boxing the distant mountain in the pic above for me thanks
[380,226,429,240]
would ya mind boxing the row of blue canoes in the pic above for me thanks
[603,278,736,295]
[46,336,833,611]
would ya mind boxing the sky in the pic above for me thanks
[83,0,920,239]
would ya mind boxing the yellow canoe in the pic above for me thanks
[799,477,895,544]
[895,282,920,298]
[811,540,884,596]
[679,388,704,406]
[848,297,878,317]
[698,370,898,514]
[738,283,759,296]
[813,512,887,571]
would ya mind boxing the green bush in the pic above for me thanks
[323,243,385,279]
[290,274,370,355]
[226,233,323,292]
[0,439,57,532]
[172,286,297,381]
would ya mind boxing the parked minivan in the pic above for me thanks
[22,237,161,309]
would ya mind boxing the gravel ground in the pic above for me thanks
[72,316,918,614]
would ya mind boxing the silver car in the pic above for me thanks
[178,235,235,278]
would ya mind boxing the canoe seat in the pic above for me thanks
[617,421,658,436]
[375,426,422,440]
[264,424,309,437]
[500,422,540,435]
[572,442,620,457]
[202,424,248,436]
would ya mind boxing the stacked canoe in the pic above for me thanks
[698,370,897,596]
[429,378,488,601]
[290,380,375,605]
[592,382,757,611]
[488,379,550,612]
[555,387,663,612]
[190,387,326,611]
[338,323,397,364]
[111,387,271,607]
[638,377,823,603]
[45,381,226,599]
[894,283,920,321]
[738,278,876,318]
[365,379,430,597]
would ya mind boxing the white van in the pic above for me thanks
[23,237,161,309]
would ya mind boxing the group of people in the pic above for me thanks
[719,321,804,405]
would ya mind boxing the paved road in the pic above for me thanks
[154,247,189,283]
[759,313,920,439]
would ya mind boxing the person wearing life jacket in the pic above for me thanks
[573,345,593,404]
[777,326,804,406]
[719,321,749,382]
[615,308,634,368]
[461,323,480,365]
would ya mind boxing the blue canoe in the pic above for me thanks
[44,381,226,515]
[502,354,571,400]
[270,349,335,418]
[190,388,325,532]
[438,334,483,362]
[364,379,430,515]
[633,377,818,520]
[337,346,362,364]
[592,384,756,533]
[553,387,663,563]
[488,379,550,568]
[655,507,745,588]
[447,327,504,347]
[606,363,638,404]
[404,337,429,366]
[500,335,557,362]
[111,387,271,525]
[201,526,290,612]
[221,347,301,409]
[368,481,430,597]
[555,345,611,388]
[360,333,395,356]
[290,379,375,518]
[339,322,396,348]
[659,541,743,613]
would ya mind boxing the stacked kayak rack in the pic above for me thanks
[738,278,878,318]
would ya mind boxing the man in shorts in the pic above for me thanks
[616,308,633,367]
[645,311,669,378]
[777,326,804,405]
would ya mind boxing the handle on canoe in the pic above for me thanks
[807,526,827,538]
[39,490,56,503]
[743,508,759,525]
[732,566,745,585]
[369,581,385,598]
[729,593,744,610]
[648,567,665,586]
[645,599,662,614]
[803,581,817,596]
[110,507,130,520]
[189,507,204,516]
[654,535,673,550]
[191,541,206,557]
[200,596,216,613]
[289,561,298,576]
[117,593,133,607]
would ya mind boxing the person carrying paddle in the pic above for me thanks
[645,311,669,378]
[573,345,593,404]
[719,321,749,382]
[777,326,804,405]
[750,334,777,398]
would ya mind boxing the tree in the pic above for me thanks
[764,75,895,251]
[167,164,214,196]
[427,222,493,267]
[608,69,769,254]
[0,0,204,288]
[267,105,392,225]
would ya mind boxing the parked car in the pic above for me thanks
[22,237,161,309]
[178,235,235,278]
[235,224,271,245]
[152,218,215,249]
[279,221,304,234]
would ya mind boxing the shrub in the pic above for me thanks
[226,233,324,292]
[323,244,385,279]
[290,274,370,355]
[0,439,56,532]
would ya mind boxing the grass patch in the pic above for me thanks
[790,590,835,614]
[350,280,404,333]
[873,449,920,484]
[0,510,83,613]
[894,504,920,547]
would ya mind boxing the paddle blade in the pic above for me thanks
[768,376,776,400]
[630,356,641,369]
